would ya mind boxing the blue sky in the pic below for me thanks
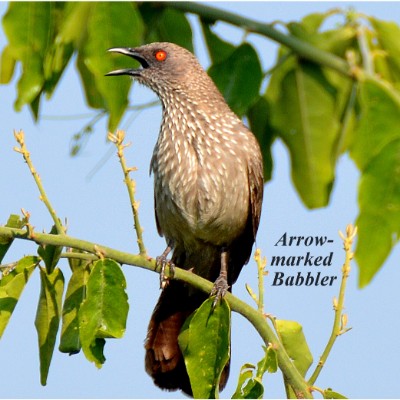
[1,2,400,398]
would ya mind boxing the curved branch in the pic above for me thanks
[0,225,312,398]
[159,1,351,78]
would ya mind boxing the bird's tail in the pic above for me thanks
[145,280,230,396]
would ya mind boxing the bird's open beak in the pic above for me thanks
[105,47,148,76]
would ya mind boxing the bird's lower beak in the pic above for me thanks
[105,68,136,76]
[106,47,148,76]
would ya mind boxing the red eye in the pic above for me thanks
[155,50,167,62]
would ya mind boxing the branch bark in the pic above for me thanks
[160,1,351,77]
[0,225,312,398]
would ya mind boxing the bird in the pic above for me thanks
[106,42,264,396]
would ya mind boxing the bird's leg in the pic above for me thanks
[156,241,175,289]
[211,248,230,307]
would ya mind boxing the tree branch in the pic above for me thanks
[307,225,356,386]
[13,130,65,235]
[160,1,352,77]
[0,224,312,398]
[108,130,147,256]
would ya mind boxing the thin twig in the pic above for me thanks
[108,130,147,256]
[307,224,357,386]
[70,111,107,156]
[333,80,358,162]
[13,130,65,235]
[357,25,374,75]
[245,249,267,313]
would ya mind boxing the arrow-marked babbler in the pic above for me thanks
[107,42,264,396]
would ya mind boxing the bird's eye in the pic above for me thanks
[155,50,167,62]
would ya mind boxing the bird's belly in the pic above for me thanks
[154,168,248,247]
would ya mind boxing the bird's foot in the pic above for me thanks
[211,275,230,307]
[156,252,175,290]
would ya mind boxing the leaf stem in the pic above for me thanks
[161,1,351,77]
[254,248,267,313]
[0,225,312,398]
[333,80,358,162]
[307,224,357,386]
[357,25,374,75]
[108,130,147,257]
[13,130,65,235]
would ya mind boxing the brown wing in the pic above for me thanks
[228,140,264,285]
[150,152,164,238]
[154,191,164,237]
[248,144,264,240]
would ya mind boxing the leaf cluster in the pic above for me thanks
[0,219,129,385]
[1,3,400,285]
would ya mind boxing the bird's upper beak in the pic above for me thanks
[105,47,148,76]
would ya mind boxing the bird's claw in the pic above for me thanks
[156,255,175,289]
[211,275,230,307]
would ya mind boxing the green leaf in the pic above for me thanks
[289,23,356,57]
[287,10,341,40]
[0,45,16,84]
[323,389,348,399]
[35,267,65,386]
[355,214,393,288]
[1,3,80,116]
[2,2,53,115]
[300,12,329,33]
[351,78,400,286]
[351,78,400,170]
[178,297,230,399]
[247,96,275,182]
[76,53,105,109]
[257,345,278,375]
[0,214,25,263]
[7,214,25,228]
[37,225,63,274]
[156,8,193,52]
[355,142,400,287]
[57,2,92,46]
[78,259,128,368]
[270,17,356,162]
[208,43,262,117]
[43,41,74,99]
[43,3,91,98]
[80,2,144,131]
[270,61,340,208]
[324,72,356,156]
[59,252,91,354]
[232,346,276,399]
[232,363,256,399]
[266,47,296,103]
[137,4,193,51]
[0,255,38,339]
[201,21,235,64]
[275,320,313,377]
[314,26,356,57]
[286,9,356,58]
[235,377,264,399]
[137,3,163,43]
[370,17,400,83]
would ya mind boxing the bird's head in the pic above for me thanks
[106,42,208,95]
